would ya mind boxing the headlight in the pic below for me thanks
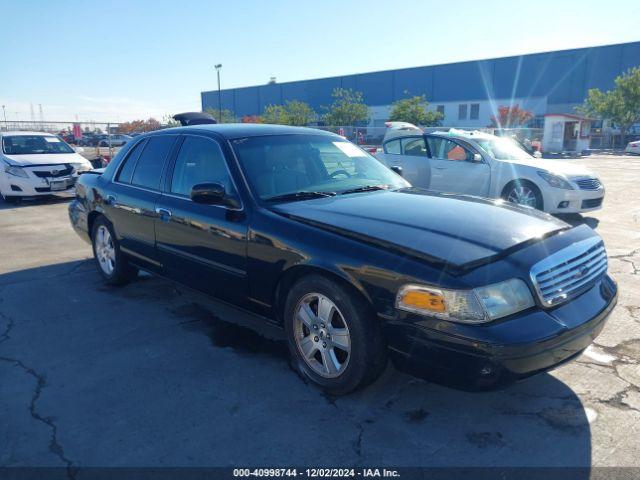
[4,165,28,178]
[537,171,573,189]
[71,162,91,173]
[396,278,535,324]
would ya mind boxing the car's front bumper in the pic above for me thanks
[385,274,617,390]
[1,172,77,197]
[542,186,605,214]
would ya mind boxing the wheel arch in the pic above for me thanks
[500,177,544,210]
[272,264,375,325]
[87,210,107,239]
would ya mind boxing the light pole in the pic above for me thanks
[1,105,6,130]
[215,64,222,122]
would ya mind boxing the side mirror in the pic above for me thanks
[533,151,542,159]
[390,165,403,176]
[472,153,483,163]
[74,146,85,153]
[190,183,238,207]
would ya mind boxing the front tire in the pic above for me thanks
[91,216,138,285]
[284,275,386,395]
[502,180,543,210]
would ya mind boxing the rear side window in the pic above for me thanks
[131,136,176,190]
[116,139,146,184]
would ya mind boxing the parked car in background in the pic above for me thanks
[69,124,616,394]
[1,131,93,202]
[99,134,132,147]
[79,134,105,146]
[378,127,605,214]
[625,140,640,155]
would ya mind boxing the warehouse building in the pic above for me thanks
[201,41,640,128]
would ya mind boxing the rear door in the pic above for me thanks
[425,135,490,196]
[105,135,177,269]
[154,134,249,305]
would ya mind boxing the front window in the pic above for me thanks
[232,134,409,200]
[475,137,535,161]
[426,137,473,162]
[2,135,75,155]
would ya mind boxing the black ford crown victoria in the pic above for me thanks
[69,125,617,394]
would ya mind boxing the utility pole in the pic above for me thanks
[1,105,6,130]
[215,64,222,122]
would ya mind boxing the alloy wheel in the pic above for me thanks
[294,293,351,378]
[507,185,538,208]
[95,225,116,275]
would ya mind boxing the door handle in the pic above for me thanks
[106,194,117,206]
[433,166,447,170]
[155,207,172,221]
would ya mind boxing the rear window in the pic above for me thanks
[130,136,176,190]
[2,135,75,155]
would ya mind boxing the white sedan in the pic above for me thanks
[625,140,640,155]
[0,131,93,202]
[377,127,604,214]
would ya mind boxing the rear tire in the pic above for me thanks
[91,216,138,285]
[284,274,387,395]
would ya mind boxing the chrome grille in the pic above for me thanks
[530,237,607,306]
[32,165,73,178]
[576,178,602,190]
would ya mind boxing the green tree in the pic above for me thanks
[389,95,443,126]
[262,104,289,125]
[162,114,180,128]
[261,101,316,125]
[577,67,640,145]
[205,107,237,123]
[323,88,369,126]
[284,100,316,126]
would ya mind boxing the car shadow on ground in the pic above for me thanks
[0,195,73,211]
[0,261,594,470]
[555,213,600,229]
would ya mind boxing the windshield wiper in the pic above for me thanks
[265,191,336,203]
[340,185,389,195]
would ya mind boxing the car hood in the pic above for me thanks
[504,158,595,178]
[2,152,88,166]
[272,188,569,270]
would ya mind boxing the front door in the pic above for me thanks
[154,134,249,305]
[425,136,490,197]
[398,136,431,187]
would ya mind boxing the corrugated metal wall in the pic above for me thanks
[201,42,640,118]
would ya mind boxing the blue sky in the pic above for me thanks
[1,0,639,122]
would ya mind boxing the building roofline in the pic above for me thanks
[202,40,640,95]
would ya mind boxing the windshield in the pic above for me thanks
[2,135,75,155]
[232,134,409,200]
[475,137,534,161]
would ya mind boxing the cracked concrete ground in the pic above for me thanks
[0,155,639,471]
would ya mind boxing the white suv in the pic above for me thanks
[0,131,93,202]
[377,126,604,214]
